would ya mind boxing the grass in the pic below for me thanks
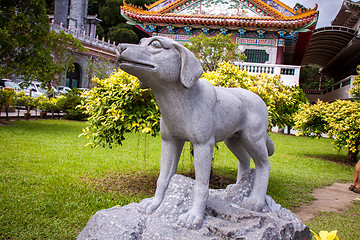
[0,120,358,239]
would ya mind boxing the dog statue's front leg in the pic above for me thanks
[138,138,184,214]
[178,138,215,229]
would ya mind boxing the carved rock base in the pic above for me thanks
[77,171,311,240]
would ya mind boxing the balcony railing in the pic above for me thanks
[304,75,355,103]
[50,22,117,53]
[233,62,300,86]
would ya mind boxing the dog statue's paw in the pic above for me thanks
[240,197,265,212]
[137,197,162,214]
[178,210,203,230]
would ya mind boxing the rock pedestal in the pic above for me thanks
[77,171,311,240]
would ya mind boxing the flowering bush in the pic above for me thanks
[294,100,360,163]
[80,70,160,147]
[203,62,307,129]
[349,66,360,102]
[81,62,307,147]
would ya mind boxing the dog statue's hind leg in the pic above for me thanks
[224,135,251,183]
[239,133,271,211]
[138,138,184,214]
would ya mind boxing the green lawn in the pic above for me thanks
[0,120,358,239]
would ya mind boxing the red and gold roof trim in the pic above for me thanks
[121,2,318,29]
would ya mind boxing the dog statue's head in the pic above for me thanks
[116,36,203,89]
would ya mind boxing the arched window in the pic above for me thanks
[66,63,82,88]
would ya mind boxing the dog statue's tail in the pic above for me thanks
[266,135,275,156]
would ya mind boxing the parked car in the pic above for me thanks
[0,79,30,95]
[55,86,72,94]
[19,81,59,98]
[19,81,46,98]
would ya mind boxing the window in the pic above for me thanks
[244,49,269,63]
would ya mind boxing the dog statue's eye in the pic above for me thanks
[150,40,162,48]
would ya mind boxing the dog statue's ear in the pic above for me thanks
[174,43,203,89]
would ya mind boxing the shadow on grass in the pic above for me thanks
[82,170,237,199]
[304,154,352,166]
[82,171,158,198]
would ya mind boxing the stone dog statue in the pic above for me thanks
[116,36,274,229]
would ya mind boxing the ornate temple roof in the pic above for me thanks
[121,0,318,30]
[332,0,360,28]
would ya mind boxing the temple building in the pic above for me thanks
[121,0,319,85]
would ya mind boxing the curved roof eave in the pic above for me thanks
[301,26,357,68]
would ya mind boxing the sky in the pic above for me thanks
[282,0,344,28]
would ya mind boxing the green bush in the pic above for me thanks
[202,62,308,129]
[294,100,360,163]
[80,63,307,148]
[57,89,88,120]
[37,95,52,112]
[80,70,160,148]
[0,88,16,120]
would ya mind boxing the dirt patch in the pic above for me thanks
[82,171,158,197]
[0,120,13,126]
[83,170,236,197]
[295,182,360,222]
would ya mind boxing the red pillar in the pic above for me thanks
[276,39,285,65]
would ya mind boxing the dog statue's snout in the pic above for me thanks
[116,44,126,60]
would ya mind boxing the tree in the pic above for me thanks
[0,0,85,91]
[107,25,139,44]
[86,56,117,82]
[184,34,246,72]
[299,65,333,90]
[294,100,360,163]
[95,0,154,44]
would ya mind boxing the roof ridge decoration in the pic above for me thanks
[122,1,318,20]
[143,0,299,18]
[169,0,272,18]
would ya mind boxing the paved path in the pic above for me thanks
[296,182,359,222]
[0,109,62,119]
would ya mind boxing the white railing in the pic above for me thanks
[50,22,117,53]
[233,62,301,86]
[304,75,355,103]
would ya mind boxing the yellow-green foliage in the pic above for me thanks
[349,67,360,102]
[81,63,307,148]
[203,62,307,128]
[80,70,160,148]
[37,95,52,112]
[0,88,16,109]
[294,100,360,161]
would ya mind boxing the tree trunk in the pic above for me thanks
[348,138,359,163]
[5,106,9,121]
[286,125,291,135]
[347,150,359,164]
